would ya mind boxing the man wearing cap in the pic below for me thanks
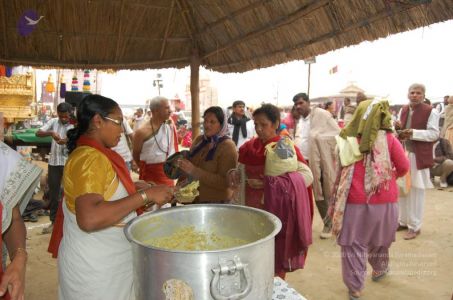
[293,92,340,239]
[227,100,255,150]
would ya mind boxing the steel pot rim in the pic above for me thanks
[124,204,282,254]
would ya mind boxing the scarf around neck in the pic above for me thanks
[47,136,140,260]
[228,114,250,145]
[190,110,230,161]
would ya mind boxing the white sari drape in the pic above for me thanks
[0,142,42,233]
[58,180,137,300]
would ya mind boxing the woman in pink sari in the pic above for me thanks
[230,104,314,279]
[330,99,409,300]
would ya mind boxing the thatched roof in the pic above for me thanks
[0,0,452,73]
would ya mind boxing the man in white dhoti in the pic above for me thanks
[133,96,178,186]
[396,83,439,240]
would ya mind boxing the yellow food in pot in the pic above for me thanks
[144,226,248,251]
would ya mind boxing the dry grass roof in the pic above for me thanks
[0,0,452,73]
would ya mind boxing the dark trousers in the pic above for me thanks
[315,198,332,228]
[48,165,64,223]
[306,159,332,228]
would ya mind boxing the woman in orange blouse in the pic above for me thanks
[58,94,173,300]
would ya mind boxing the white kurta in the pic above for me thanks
[58,181,137,300]
[228,119,255,150]
[295,116,311,158]
[398,108,439,231]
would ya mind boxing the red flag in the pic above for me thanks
[329,65,338,74]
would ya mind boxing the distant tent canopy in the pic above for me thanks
[1,0,451,137]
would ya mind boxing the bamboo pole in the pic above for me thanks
[190,49,200,138]
[0,112,4,142]
[307,63,311,97]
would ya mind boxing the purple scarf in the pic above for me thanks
[190,108,230,161]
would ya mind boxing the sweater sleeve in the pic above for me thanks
[388,133,409,178]
[194,140,238,190]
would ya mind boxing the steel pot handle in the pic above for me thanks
[210,256,252,300]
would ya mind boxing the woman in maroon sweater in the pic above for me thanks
[330,99,409,300]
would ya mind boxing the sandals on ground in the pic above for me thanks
[349,290,361,300]
[372,268,389,282]
[23,214,38,222]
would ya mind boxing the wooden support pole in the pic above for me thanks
[307,63,311,97]
[0,112,4,142]
[190,49,200,139]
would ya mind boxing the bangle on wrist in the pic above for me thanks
[139,189,153,208]
[12,247,28,260]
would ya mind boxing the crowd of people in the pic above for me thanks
[0,82,452,299]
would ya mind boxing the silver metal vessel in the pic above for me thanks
[124,204,281,300]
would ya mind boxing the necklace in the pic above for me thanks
[150,120,171,158]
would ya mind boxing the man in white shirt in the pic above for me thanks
[171,104,186,126]
[436,95,449,128]
[293,93,340,239]
[396,83,439,240]
[227,100,255,150]
[36,102,74,234]
[111,117,135,171]
[133,108,145,132]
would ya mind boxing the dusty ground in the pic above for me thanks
[24,161,453,300]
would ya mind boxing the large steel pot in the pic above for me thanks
[124,204,281,300]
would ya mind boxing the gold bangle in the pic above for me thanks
[139,189,153,208]
[12,247,28,260]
